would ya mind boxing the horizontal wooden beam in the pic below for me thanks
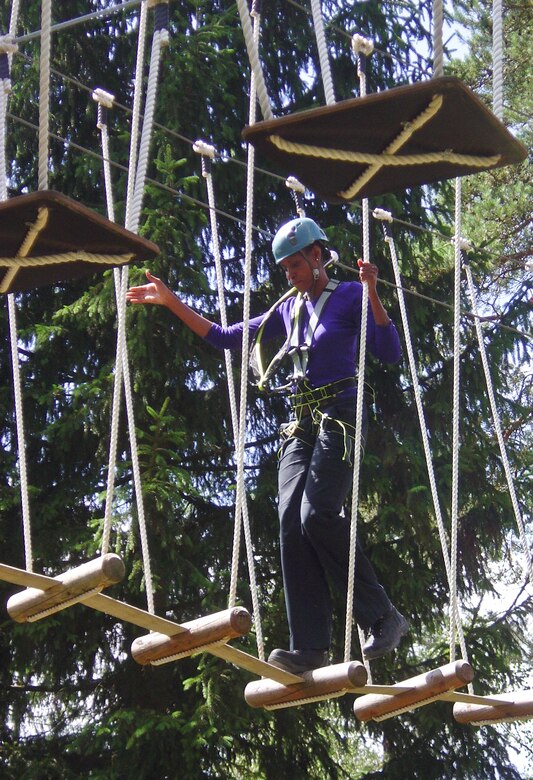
[131,608,252,665]
[353,660,474,722]
[453,689,533,725]
[207,644,303,686]
[245,661,368,709]
[0,562,59,589]
[0,562,306,686]
[6,555,125,622]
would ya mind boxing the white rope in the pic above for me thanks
[124,0,150,231]
[432,0,444,78]
[234,0,273,121]
[193,141,265,661]
[228,10,260,624]
[93,44,163,614]
[127,3,169,234]
[310,0,335,106]
[449,178,463,662]
[120,266,155,614]
[492,0,504,120]
[7,294,33,571]
[373,207,472,675]
[92,89,116,223]
[114,1,169,613]
[9,1,22,39]
[285,176,306,217]
[0,80,9,203]
[38,0,52,190]
[344,46,372,665]
[463,259,532,583]
[3,207,50,573]
[93,75,124,559]
[352,34,374,99]
[2,4,30,573]
[101,267,125,556]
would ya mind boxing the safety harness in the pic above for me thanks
[250,280,340,393]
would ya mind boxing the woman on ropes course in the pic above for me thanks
[126,216,408,674]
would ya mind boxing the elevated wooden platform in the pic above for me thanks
[453,689,533,725]
[245,661,368,709]
[0,190,159,293]
[5,555,126,621]
[353,661,475,721]
[242,77,527,203]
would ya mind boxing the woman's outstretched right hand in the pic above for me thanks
[126,270,170,306]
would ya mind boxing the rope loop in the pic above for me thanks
[351,33,374,57]
[372,207,393,223]
[0,35,18,55]
[285,176,306,216]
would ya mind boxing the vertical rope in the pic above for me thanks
[124,0,149,230]
[38,0,52,190]
[463,259,532,583]
[100,3,170,614]
[285,176,306,217]
[449,178,462,662]
[492,0,504,120]
[9,1,22,37]
[432,0,444,78]
[101,269,126,555]
[235,0,273,121]
[7,295,33,571]
[194,141,265,660]
[3,7,31,571]
[374,208,471,679]
[120,1,169,614]
[127,2,169,235]
[228,6,260,624]
[92,89,116,223]
[310,0,335,105]
[344,39,372,665]
[0,37,17,202]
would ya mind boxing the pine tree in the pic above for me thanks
[0,1,530,777]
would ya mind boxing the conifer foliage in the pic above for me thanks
[0,1,530,777]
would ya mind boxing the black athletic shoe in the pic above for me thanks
[362,607,409,661]
[267,648,329,674]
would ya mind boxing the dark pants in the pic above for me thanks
[277,401,391,651]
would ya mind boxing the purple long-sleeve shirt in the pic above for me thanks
[205,281,401,391]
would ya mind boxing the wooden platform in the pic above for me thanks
[0,190,159,293]
[242,77,527,203]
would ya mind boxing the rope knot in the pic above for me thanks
[351,34,374,57]
[0,35,18,56]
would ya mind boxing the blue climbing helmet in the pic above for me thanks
[272,217,328,264]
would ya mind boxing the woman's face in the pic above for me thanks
[279,247,319,294]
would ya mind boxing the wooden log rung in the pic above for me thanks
[151,637,230,666]
[6,554,126,623]
[453,689,533,725]
[244,661,368,710]
[353,660,475,722]
[131,607,252,665]
[26,585,104,622]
